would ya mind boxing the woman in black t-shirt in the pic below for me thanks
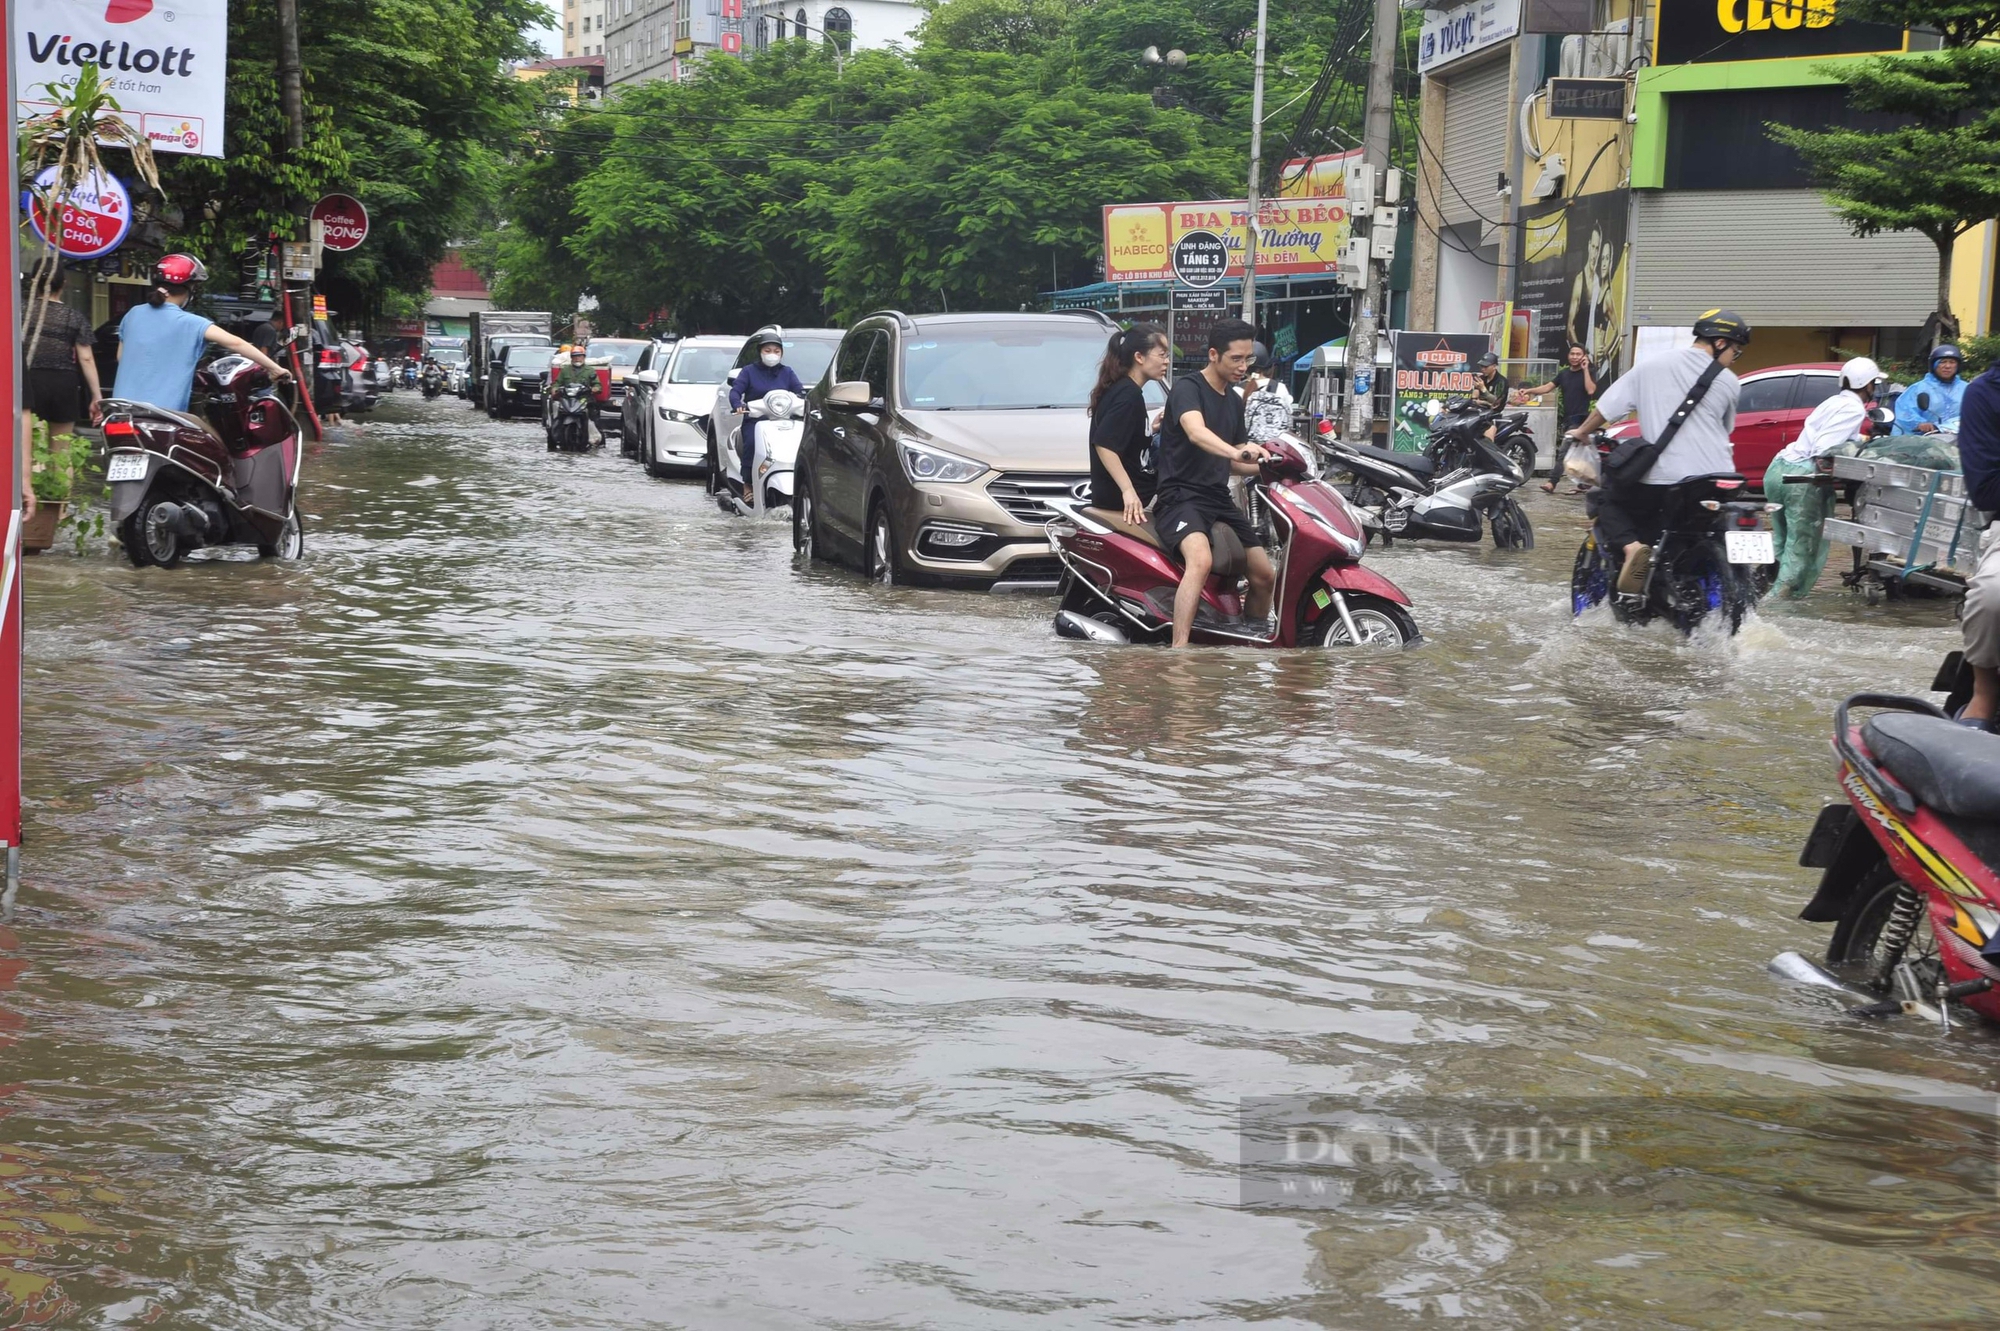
[1087,322,1170,524]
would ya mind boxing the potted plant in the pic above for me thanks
[22,424,90,553]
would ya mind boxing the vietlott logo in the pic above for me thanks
[106,0,153,21]
[25,26,199,77]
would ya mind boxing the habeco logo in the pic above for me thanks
[25,28,199,77]
[1717,0,1835,31]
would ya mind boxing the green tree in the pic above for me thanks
[1771,3,2000,340]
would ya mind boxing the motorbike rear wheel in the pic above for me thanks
[1827,862,1941,996]
[1570,534,1612,617]
[1663,544,1745,637]
[1506,439,1536,481]
[1303,593,1418,649]
[127,496,184,569]
[258,511,304,560]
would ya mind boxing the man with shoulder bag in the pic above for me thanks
[1563,309,1751,594]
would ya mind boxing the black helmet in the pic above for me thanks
[1477,351,1499,368]
[1251,341,1272,372]
[1931,343,1963,368]
[1692,308,1752,346]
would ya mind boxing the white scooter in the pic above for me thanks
[714,389,801,516]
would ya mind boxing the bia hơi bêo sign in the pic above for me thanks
[14,0,229,158]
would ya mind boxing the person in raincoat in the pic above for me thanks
[729,332,807,507]
[1893,344,1966,435]
[1762,356,1882,599]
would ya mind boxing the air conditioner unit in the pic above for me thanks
[1560,20,1631,78]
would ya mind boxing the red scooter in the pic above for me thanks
[1781,661,2000,1029]
[1047,434,1421,648]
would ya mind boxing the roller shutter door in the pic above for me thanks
[1437,56,1511,230]
[1630,190,1937,327]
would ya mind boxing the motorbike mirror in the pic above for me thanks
[828,380,873,409]
[1917,391,1931,410]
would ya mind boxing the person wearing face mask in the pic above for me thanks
[729,332,807,507]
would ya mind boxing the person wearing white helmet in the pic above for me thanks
[1763,355,1883,599]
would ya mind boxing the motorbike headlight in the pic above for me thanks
[897,437,987,484]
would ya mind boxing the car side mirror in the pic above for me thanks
[632,370,659,386]
[828,380,873,410]
[727,367,742,382]
[1918,391,1931,411]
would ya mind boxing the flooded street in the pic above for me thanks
[6,394,1999,1326]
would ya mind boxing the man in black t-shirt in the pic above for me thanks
[1154,318,1277,647]
[1513,343,1599,491]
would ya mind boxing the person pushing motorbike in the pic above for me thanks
[113,255,292,413]
[1154,318,1276,648]
[1564,309,1749,595]
[730,331,807,508]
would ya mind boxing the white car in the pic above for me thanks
[631,335,740,479]
[704,326,844,503]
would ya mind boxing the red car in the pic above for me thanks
[1606,362,1846,482]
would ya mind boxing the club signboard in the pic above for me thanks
[1653,0,1905,65]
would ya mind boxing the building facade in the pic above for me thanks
[601,0,920,89]
[563,0,611,57]
[1410,0,1997,376]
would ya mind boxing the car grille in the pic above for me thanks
[986,473,1089,524]
[997,556,1063,582]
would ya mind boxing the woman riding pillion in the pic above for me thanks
[1763,357,1882,599]
[113,255,292,413]
[1087,322,1169,526]
[729,333,807,507]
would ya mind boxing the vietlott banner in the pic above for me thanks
[1102,197,1351,284]
[14,0,229,157]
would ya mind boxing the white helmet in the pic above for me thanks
[1841,357,1885,391]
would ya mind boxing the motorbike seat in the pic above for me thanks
[1083,507,1161,549]
[1347,443,1435,478]
[1862,712,2000,820]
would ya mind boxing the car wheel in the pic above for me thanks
[866,500,900,586]
[703,426,722,494]
[794,471,823,564]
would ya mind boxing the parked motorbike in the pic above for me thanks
[1323,405,1534,550]
[1774,661,2000,1030]
[546,380,596,453]
[104,356,304,568]
[711,390,801,516]
[1047,434,1420,648]
[419,363,446,399]
[1570,469,1777,636]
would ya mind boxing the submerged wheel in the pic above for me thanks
[866,501,901,586]
[1570,534,1610,617]
[1490,498,1534,550]
[793,478,823,563]
[1827,862,1941,996]
[1508,440,1536,481]
[1664,548,1745,637]
[132,496,184,568]
[118,513,153,568]
[258,511,304,560]
[1303,593,1418,649]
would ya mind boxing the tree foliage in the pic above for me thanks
[483,0,1370,331]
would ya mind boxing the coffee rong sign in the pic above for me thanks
[1102,198,1352,285]
[1654,0,1906,64]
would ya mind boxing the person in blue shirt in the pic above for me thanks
[113,254,290,414]
[1893,344,1967,435]
[727,333,806,506]
[1951,360,2000,727]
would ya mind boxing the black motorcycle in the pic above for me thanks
[1324,404,1533,550]
[546,381,594,453]
[419,363,446,399]
[1570,470,1777,635]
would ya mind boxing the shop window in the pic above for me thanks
[1663,87,1908,191]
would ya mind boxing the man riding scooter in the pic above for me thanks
[550,345,604,446]
[1895,344,1966,435]
[729,332,807,508]
[1155,319,1276,648]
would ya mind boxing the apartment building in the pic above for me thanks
[563,0,612,57]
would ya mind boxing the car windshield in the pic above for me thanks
[505,346,549,369]
[430,349,466,365]
[784,338,840,386]
[589,339,648,366]
[670,345,736,384]
[900,324,1107,409]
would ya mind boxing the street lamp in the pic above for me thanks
[1141,45,1187,69]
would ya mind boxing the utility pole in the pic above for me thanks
[1239,0,1270,326]
[1343,0,1401,443]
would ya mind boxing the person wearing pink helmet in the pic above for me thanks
[112,254,290,413]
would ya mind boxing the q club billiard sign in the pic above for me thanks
[1653,0,1906,65]
[14,0,230,157]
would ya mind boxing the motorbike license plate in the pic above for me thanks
[105,452,147,483]
[1725,530,1775,565]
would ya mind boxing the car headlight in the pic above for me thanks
[898,437,987,484]
[661,406,701,423]
[503,376,518,389]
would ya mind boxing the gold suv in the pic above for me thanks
[792,310,1117,589]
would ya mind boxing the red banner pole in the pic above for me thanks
[1,0,24,897]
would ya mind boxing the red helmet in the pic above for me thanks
[153,253,208,287]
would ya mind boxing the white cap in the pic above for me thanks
[1841,356,1884,390]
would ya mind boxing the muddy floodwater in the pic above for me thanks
[4,394,1998,1327]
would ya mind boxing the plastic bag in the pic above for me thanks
[1564,439,1601,486]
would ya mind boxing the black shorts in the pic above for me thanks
[1152,491,1264,561]
[24,366,82,424]
[1594,482,1672,550]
